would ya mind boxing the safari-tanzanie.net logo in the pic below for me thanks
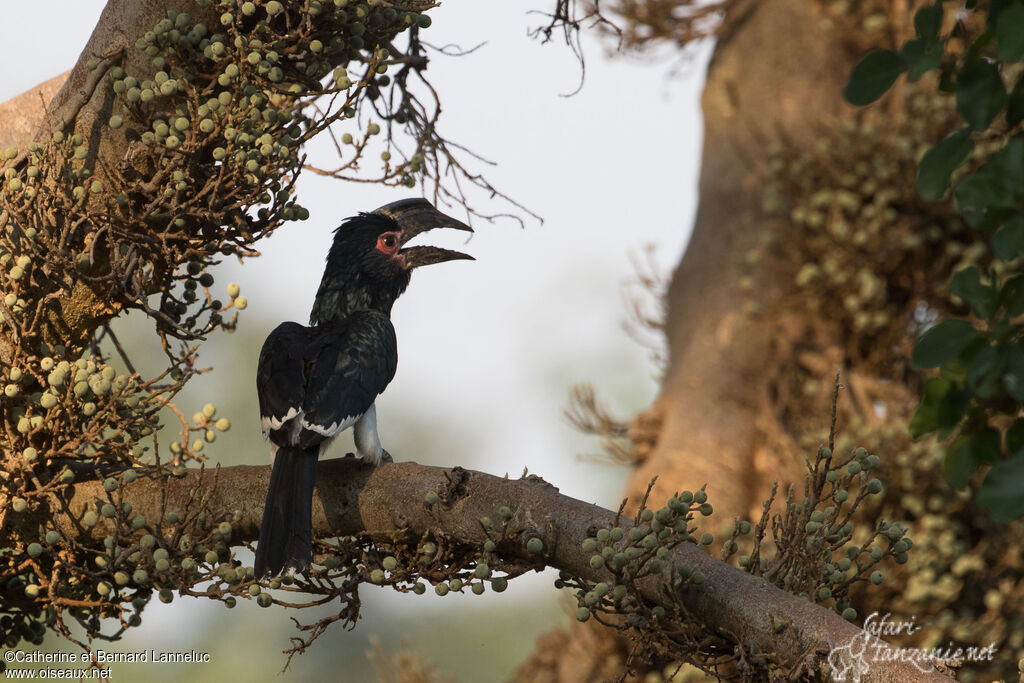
[828,612,997,681]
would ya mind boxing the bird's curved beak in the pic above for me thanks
[400,244,474,268]
[372,198,474,268]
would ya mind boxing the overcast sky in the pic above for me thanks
[1,2,708,679]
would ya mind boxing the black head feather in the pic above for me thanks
[309,213,412,325]
[309,201,473,325]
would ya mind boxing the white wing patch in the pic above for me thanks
[300,413,360,438]
[263,404,380,460]
[261,406,301,440]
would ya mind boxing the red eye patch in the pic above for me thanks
[376,231,401,256]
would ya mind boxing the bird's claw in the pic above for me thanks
[380,450,394,464]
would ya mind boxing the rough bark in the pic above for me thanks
[38,457,950,683]
[38,0,203,164]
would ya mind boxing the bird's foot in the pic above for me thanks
[379,449,394,464]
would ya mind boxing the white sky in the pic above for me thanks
[1,2,707,680]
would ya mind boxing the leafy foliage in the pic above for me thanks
[845,1,1024,519]
[843,49,907,106]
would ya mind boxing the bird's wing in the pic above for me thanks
[256,321,311,441]
[298,310,398,447]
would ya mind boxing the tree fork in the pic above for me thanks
[46,458,954,683]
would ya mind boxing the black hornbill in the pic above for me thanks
[254,198,472,578]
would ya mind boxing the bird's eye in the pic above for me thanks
[376,232,400,255]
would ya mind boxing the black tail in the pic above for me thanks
[254,446,319,578]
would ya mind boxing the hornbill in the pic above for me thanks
[254,198,472,578]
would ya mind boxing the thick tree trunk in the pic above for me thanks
[631,0,858,523]
[520,0,935,679]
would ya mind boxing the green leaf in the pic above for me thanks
[978,453,1024,520]
[956,58,1007,131]
[967,345,1004,398]
[966,30,996,60]
[917,128,973,201]
[991,135,1024,199]
[1006,418,1024,453]
[944,435,976,490]
[951,265,998,319]
[955,173,1012,213]
[992,214,1024,260]
[946,426,1001,490]
[974,426,1002,465]
[988,0,1016,27]
[910,379,945,438]
[940,357,968,385]
[998,275,1024,318]
[953,136,1024,215]
[844,50,906,106]
[913,319,979,368]
[915,3,944,44]
[914,44,944,81]
[1004,342,1024,402]
[1009,74,1024,127]
[996,2,1024,62]
[910,377,967,439]
[900,39,944,81]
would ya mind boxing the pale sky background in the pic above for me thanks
[1,2,708,680]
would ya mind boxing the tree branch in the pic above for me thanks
[46,458,954,683]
